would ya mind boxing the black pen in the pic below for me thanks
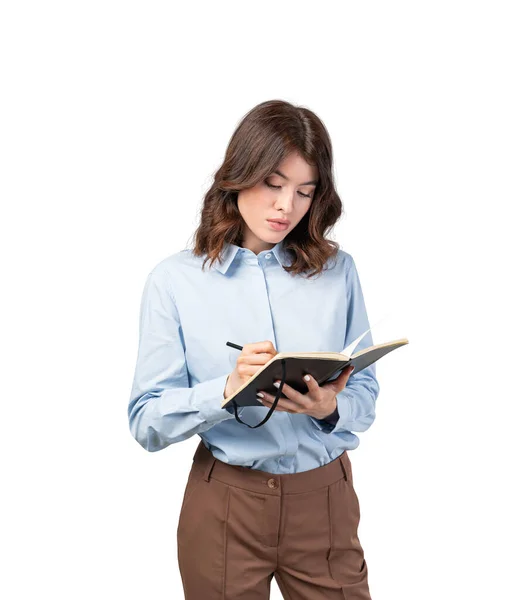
[226,341,243,351]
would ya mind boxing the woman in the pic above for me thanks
[128,99,380,599]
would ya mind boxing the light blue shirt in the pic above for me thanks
[128,241,380,473]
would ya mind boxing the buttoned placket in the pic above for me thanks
[243,248,299,473]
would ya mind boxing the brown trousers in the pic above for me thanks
[177,439,372,599]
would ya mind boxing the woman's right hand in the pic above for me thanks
[224,340,278,398]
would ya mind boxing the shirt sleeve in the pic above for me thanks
[127,267,244,452]
[310,255,380,435]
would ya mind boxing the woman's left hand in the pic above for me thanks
[257,365,355,420]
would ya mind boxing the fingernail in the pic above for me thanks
[304,374,311,382]
[257,392,264,398]
[273,381,280,388]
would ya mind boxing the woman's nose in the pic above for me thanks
[275,192,294,212]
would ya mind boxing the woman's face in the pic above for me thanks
[237,151,318,254]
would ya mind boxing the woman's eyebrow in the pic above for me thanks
[273,169,318,186]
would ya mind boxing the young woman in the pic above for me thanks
[128,99,380,599]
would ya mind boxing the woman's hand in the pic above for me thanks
[224,340,278,398]
[256,365,355,420]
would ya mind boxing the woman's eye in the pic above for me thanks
[265,181,281,190]
[265,181,312,198]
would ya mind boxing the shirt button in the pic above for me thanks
[265,253,272,259]
[267,478,278,489]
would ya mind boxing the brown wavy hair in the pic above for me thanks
[190,99,344,278]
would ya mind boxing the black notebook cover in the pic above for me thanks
[221,339,408,410]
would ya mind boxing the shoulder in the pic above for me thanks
[145,247,210,293]
[329,247,355,272]
[149,248,200,275]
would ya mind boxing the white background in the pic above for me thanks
[2,1,521,598]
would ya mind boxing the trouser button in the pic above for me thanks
[267,478,278,489]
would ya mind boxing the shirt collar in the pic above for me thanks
[214,241,292,274]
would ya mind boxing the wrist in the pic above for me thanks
[317,397,338,421]
[322,406,339,424]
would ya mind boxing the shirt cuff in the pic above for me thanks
[195,373,245,424]
[310,402,340,434]
[224,404,246,417]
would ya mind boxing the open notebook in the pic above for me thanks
[222,326,409,411]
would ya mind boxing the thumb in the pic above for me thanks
[323,365,354,393]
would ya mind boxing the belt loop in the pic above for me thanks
[340,454,349,481]
[203,456,217,482]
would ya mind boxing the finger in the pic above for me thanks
[325,365,355,393]
[340,365,355,382]
[256,390,300,413]
[239,353,275,364]
[340,365,355,385]
[272,379,300,401]
[302,372,320,396]
[273,379,312,410]
[245,341,277,354]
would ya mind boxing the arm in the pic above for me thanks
[310,255,380,434]
[127,267,242,452]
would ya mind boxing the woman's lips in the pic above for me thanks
[267,219,289,231]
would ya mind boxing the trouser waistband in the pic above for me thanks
[192,439,352,496]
